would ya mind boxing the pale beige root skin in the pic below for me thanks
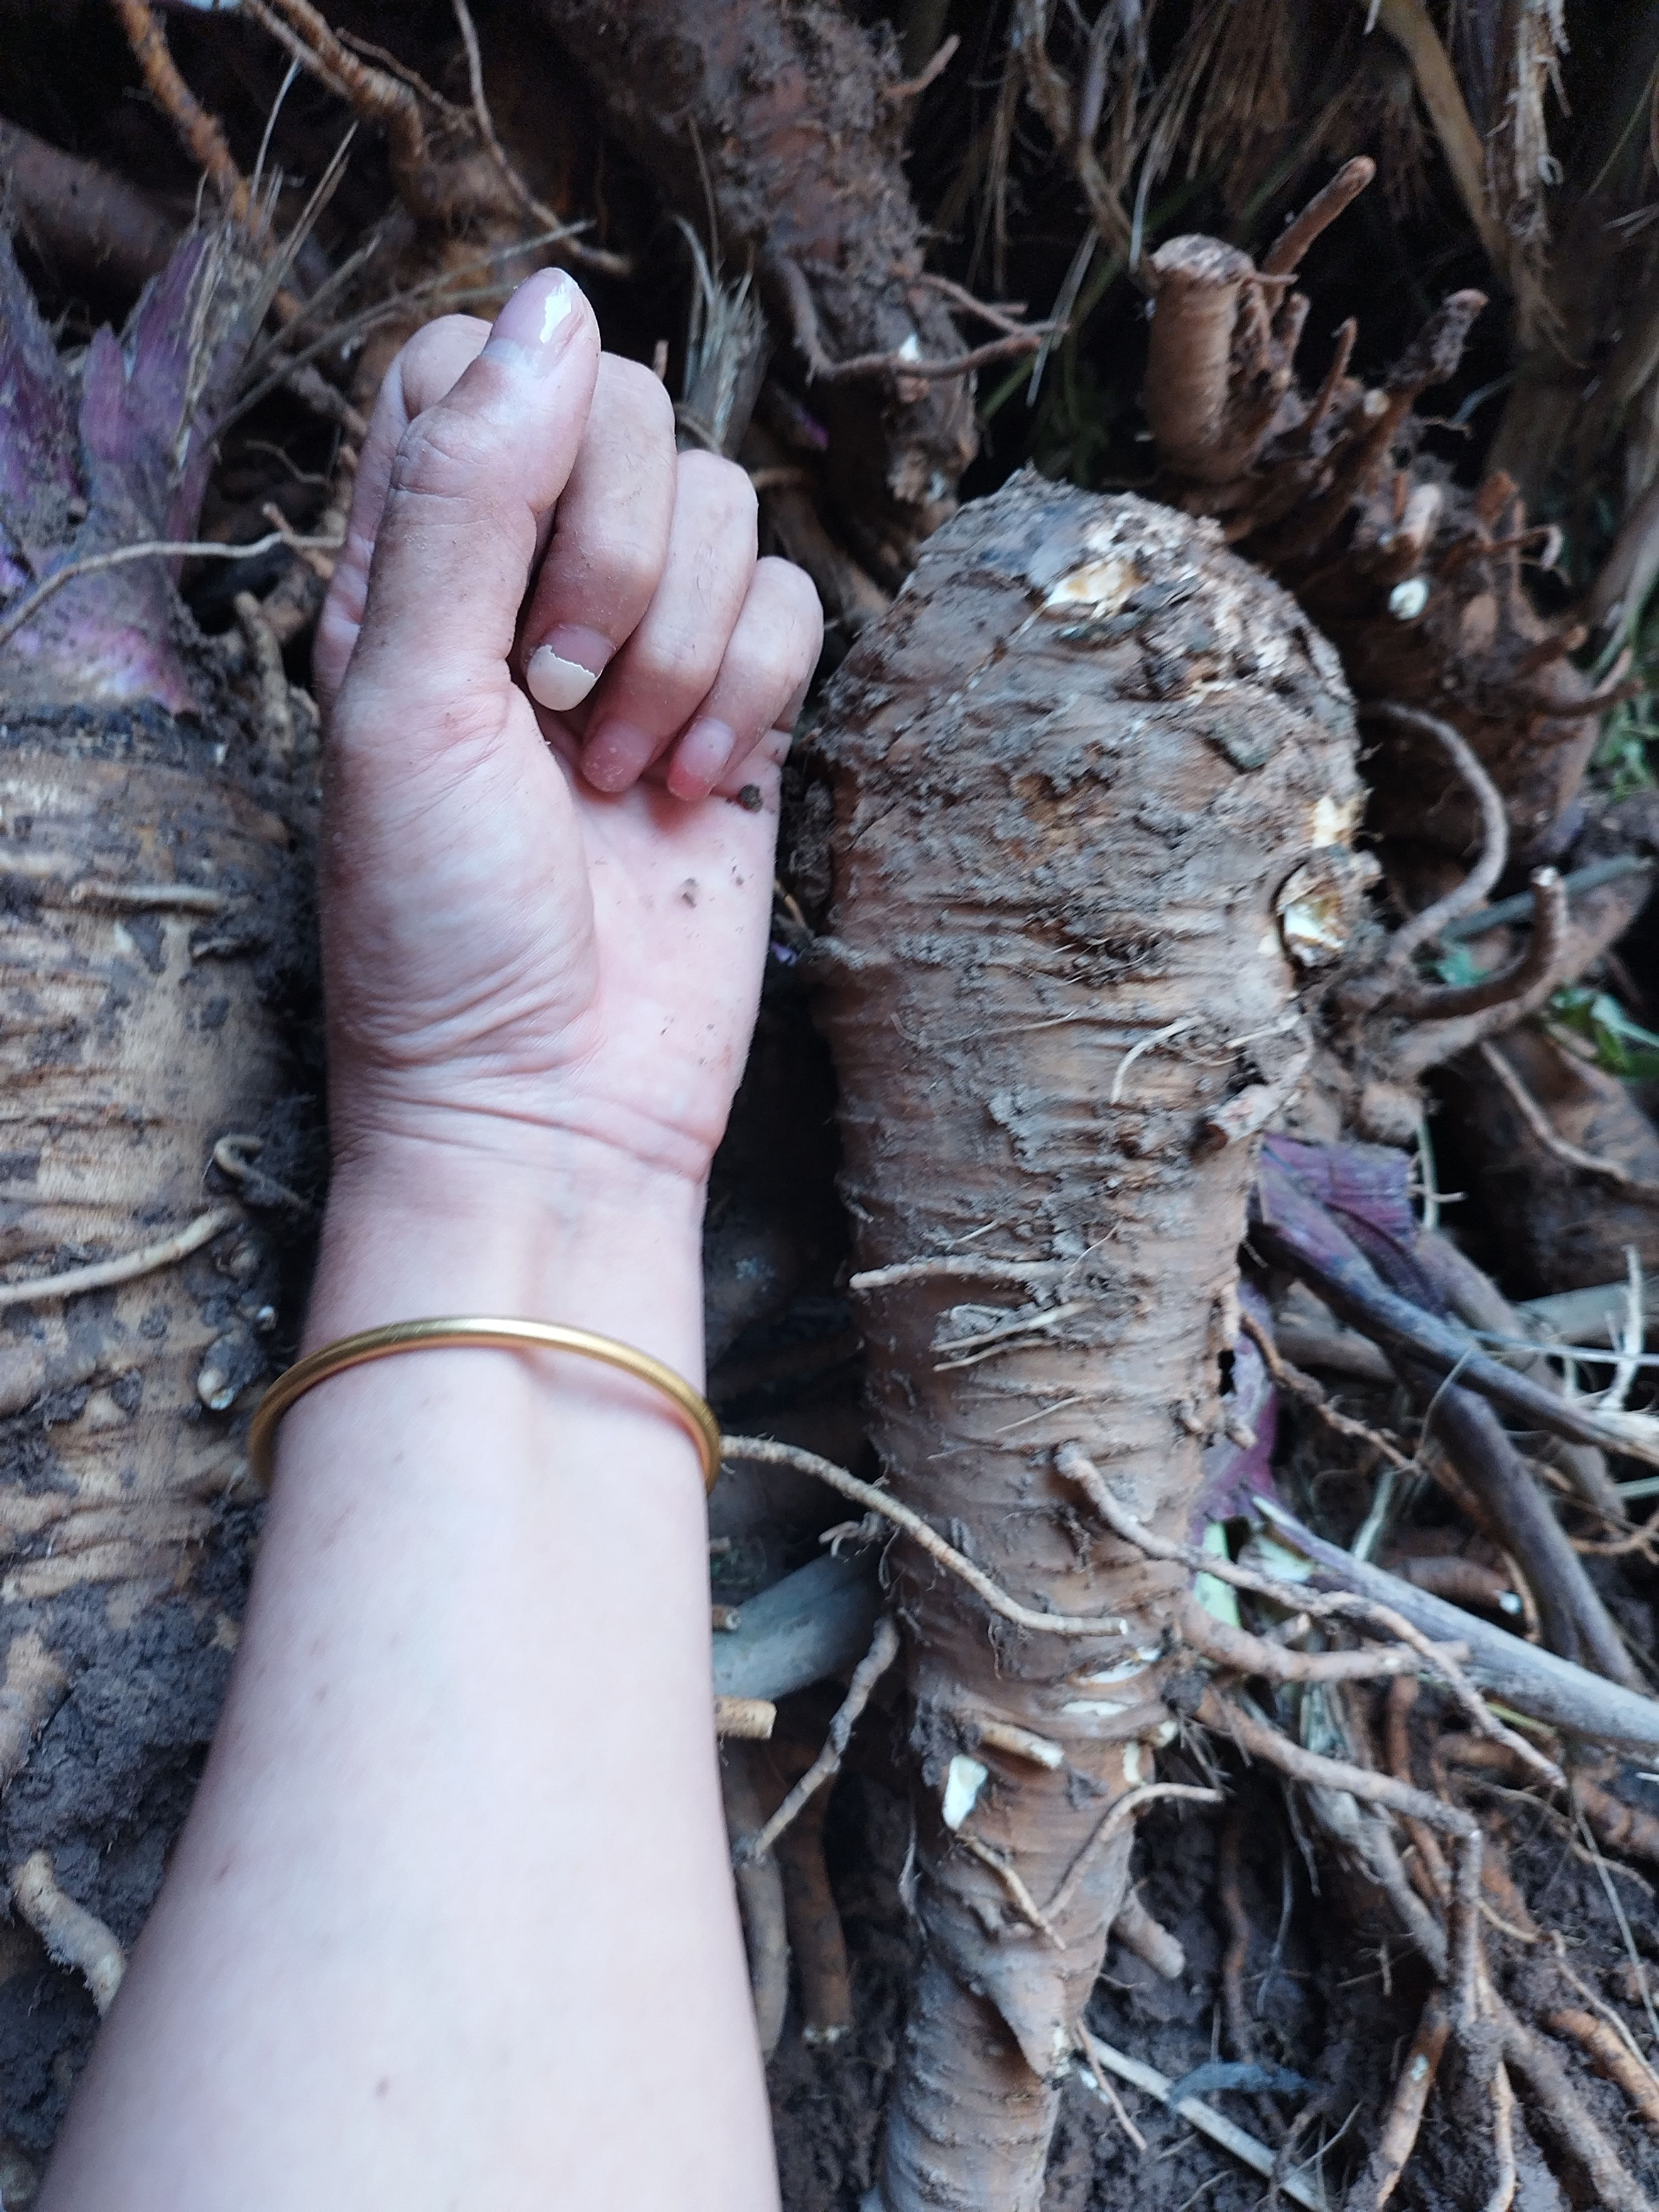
[811,472,1360,2212]
[11,1851,126,2015]
[0,720,290,1600]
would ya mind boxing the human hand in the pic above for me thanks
[313,270,822,1205]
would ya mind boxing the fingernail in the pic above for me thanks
[483,269,582,377]
[525,623,614,713]
[583,717,659,792]
[667,716,737,798]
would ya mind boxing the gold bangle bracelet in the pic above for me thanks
[246,1317,722,1493]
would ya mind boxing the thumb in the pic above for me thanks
[336,270,602,738]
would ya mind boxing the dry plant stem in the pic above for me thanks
[1078,2033,1326,2211]
[1140,236,1267,484]
[1112,1890,1185,1980]
[1250,1170,1659,1470]
[1371,0,1509,274]
[1479,1042,1659,1204]
[11,1853,127,2015]
[736,1616,900,1861]
[1261,158,1378,276]
[777,255,1052,382]
[1482,2062,1517,2212]
[1063,1445,1557,1785]
[1075,2024,1147,2152]
[720,1744,788,2058]
[1239,1311,1413,1468]
[1011,0,1133,260]
[775,1792,852,2044]
[1258,1500,1659,1755]
[1199,1690,1481,2031]
[1391,869,1565,1024]
[1545,2008,1659,2133]
[1178,1600,1453,1685]
[1411,1375,1638,1684]
[1217,1808,1253,2059]
[714,1697,776,1741]
[1413,1231,1621,1522]
[1494,1997,1653,2212]
[1391,877,1571,1078]
[242,0,426,210]
[1347,1993,1449,2212]
[1346,706,1509,1013]
[721,1438,1133,1639]
[0,529,343,655]
[0,1207,238,1311]
[812,479,1361,2212]
[108,0,251,222]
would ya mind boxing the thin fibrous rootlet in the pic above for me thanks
[806,469,1361,2210]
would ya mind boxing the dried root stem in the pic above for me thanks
[1347,1993,1449,2212]
[109,0,251,222]
[1543,2007,1659,2134]
[1478,1041,1659,1204]
[1216,1807,1254,2058]
[1060,1444,1560,1786]
[11,1853,126,2015]
[735,1616,899,1863]
[1343,705,1509,1017]
[775,1791,852,2046]
[1198,1688,1484,2031]
[0,1206,238,1311]
[721,1437,1134,1639]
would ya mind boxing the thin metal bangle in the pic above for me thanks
[246,1317,722,1493]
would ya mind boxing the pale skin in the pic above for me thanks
[39,268,821,2211]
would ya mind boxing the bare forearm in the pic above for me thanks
[41,1149,776,2212]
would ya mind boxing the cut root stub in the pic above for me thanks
[808,471,1360,2211]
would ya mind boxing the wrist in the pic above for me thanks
[306,1126,708,1379]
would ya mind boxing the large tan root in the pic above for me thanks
[530,0,978,575]
[808,472,1360,2210]
[0,707,302,2123]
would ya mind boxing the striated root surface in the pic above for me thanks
[809,472,1360,2210]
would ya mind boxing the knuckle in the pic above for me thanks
[387,408,489,506]
[598,353,676,441]
[759,557,825,653]
[635,626,718,699]
[677,448,759,526]
[393,314,491,404]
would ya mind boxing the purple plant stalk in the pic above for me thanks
[1,223,264,714]
[1251,1136,1639,1682]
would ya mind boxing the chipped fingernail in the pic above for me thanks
[525,624,613,713]
[583,717,658,792]
[528,648,599,712]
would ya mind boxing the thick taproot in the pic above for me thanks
[810,472,1360,2211]
[0,703,303,2158]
